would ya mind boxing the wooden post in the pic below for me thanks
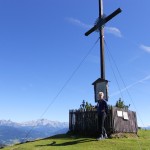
[99,0,105,79]
[85,0,121,101]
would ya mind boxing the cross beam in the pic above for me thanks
[85,8,121,36]
[85,0,122,79]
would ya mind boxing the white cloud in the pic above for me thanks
[138,75,150,83]
[140,44,150,53]
[66,18,122,37]
[105,27,122,37]
[66,17,91,29]
[110,75,150,97]
[110,82,136,97]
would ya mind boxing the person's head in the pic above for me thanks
[98,92,104,100]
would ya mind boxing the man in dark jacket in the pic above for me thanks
[97,91,108,140]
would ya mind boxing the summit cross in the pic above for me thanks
[85,0,122,79]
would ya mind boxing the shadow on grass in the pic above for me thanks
[42,133,96,140]
[35,138,96,147]
[43,134,72,140]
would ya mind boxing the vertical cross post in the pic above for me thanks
[99,0,105,79]
[85,0,121,101]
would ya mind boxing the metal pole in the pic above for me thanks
[99,0,105,79]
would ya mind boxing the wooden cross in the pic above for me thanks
[85,0,122,79]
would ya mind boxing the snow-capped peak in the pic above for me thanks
[0,120,19,127]
[0,119,68,128]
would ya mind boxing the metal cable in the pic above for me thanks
[104,40,145,127]
[104,39,143,150]
[24,37,100,140]
[104,40,124,100]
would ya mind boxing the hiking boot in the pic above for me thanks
[104,134,108,139]
[96,134,104,140]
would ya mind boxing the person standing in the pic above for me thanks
[97,91,108,140]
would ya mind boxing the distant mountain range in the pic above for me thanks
[142,126,150,130]
[0,119,69,146]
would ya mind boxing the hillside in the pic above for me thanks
[2,130,150,150]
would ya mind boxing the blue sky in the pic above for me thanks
[0,0,150,127]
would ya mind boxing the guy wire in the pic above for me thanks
[104,39,143,150]
[24,37,100,139]
[104,40,124,100]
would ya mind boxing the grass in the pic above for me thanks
[2,130,150,150]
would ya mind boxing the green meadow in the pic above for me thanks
[2,130,150,150]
